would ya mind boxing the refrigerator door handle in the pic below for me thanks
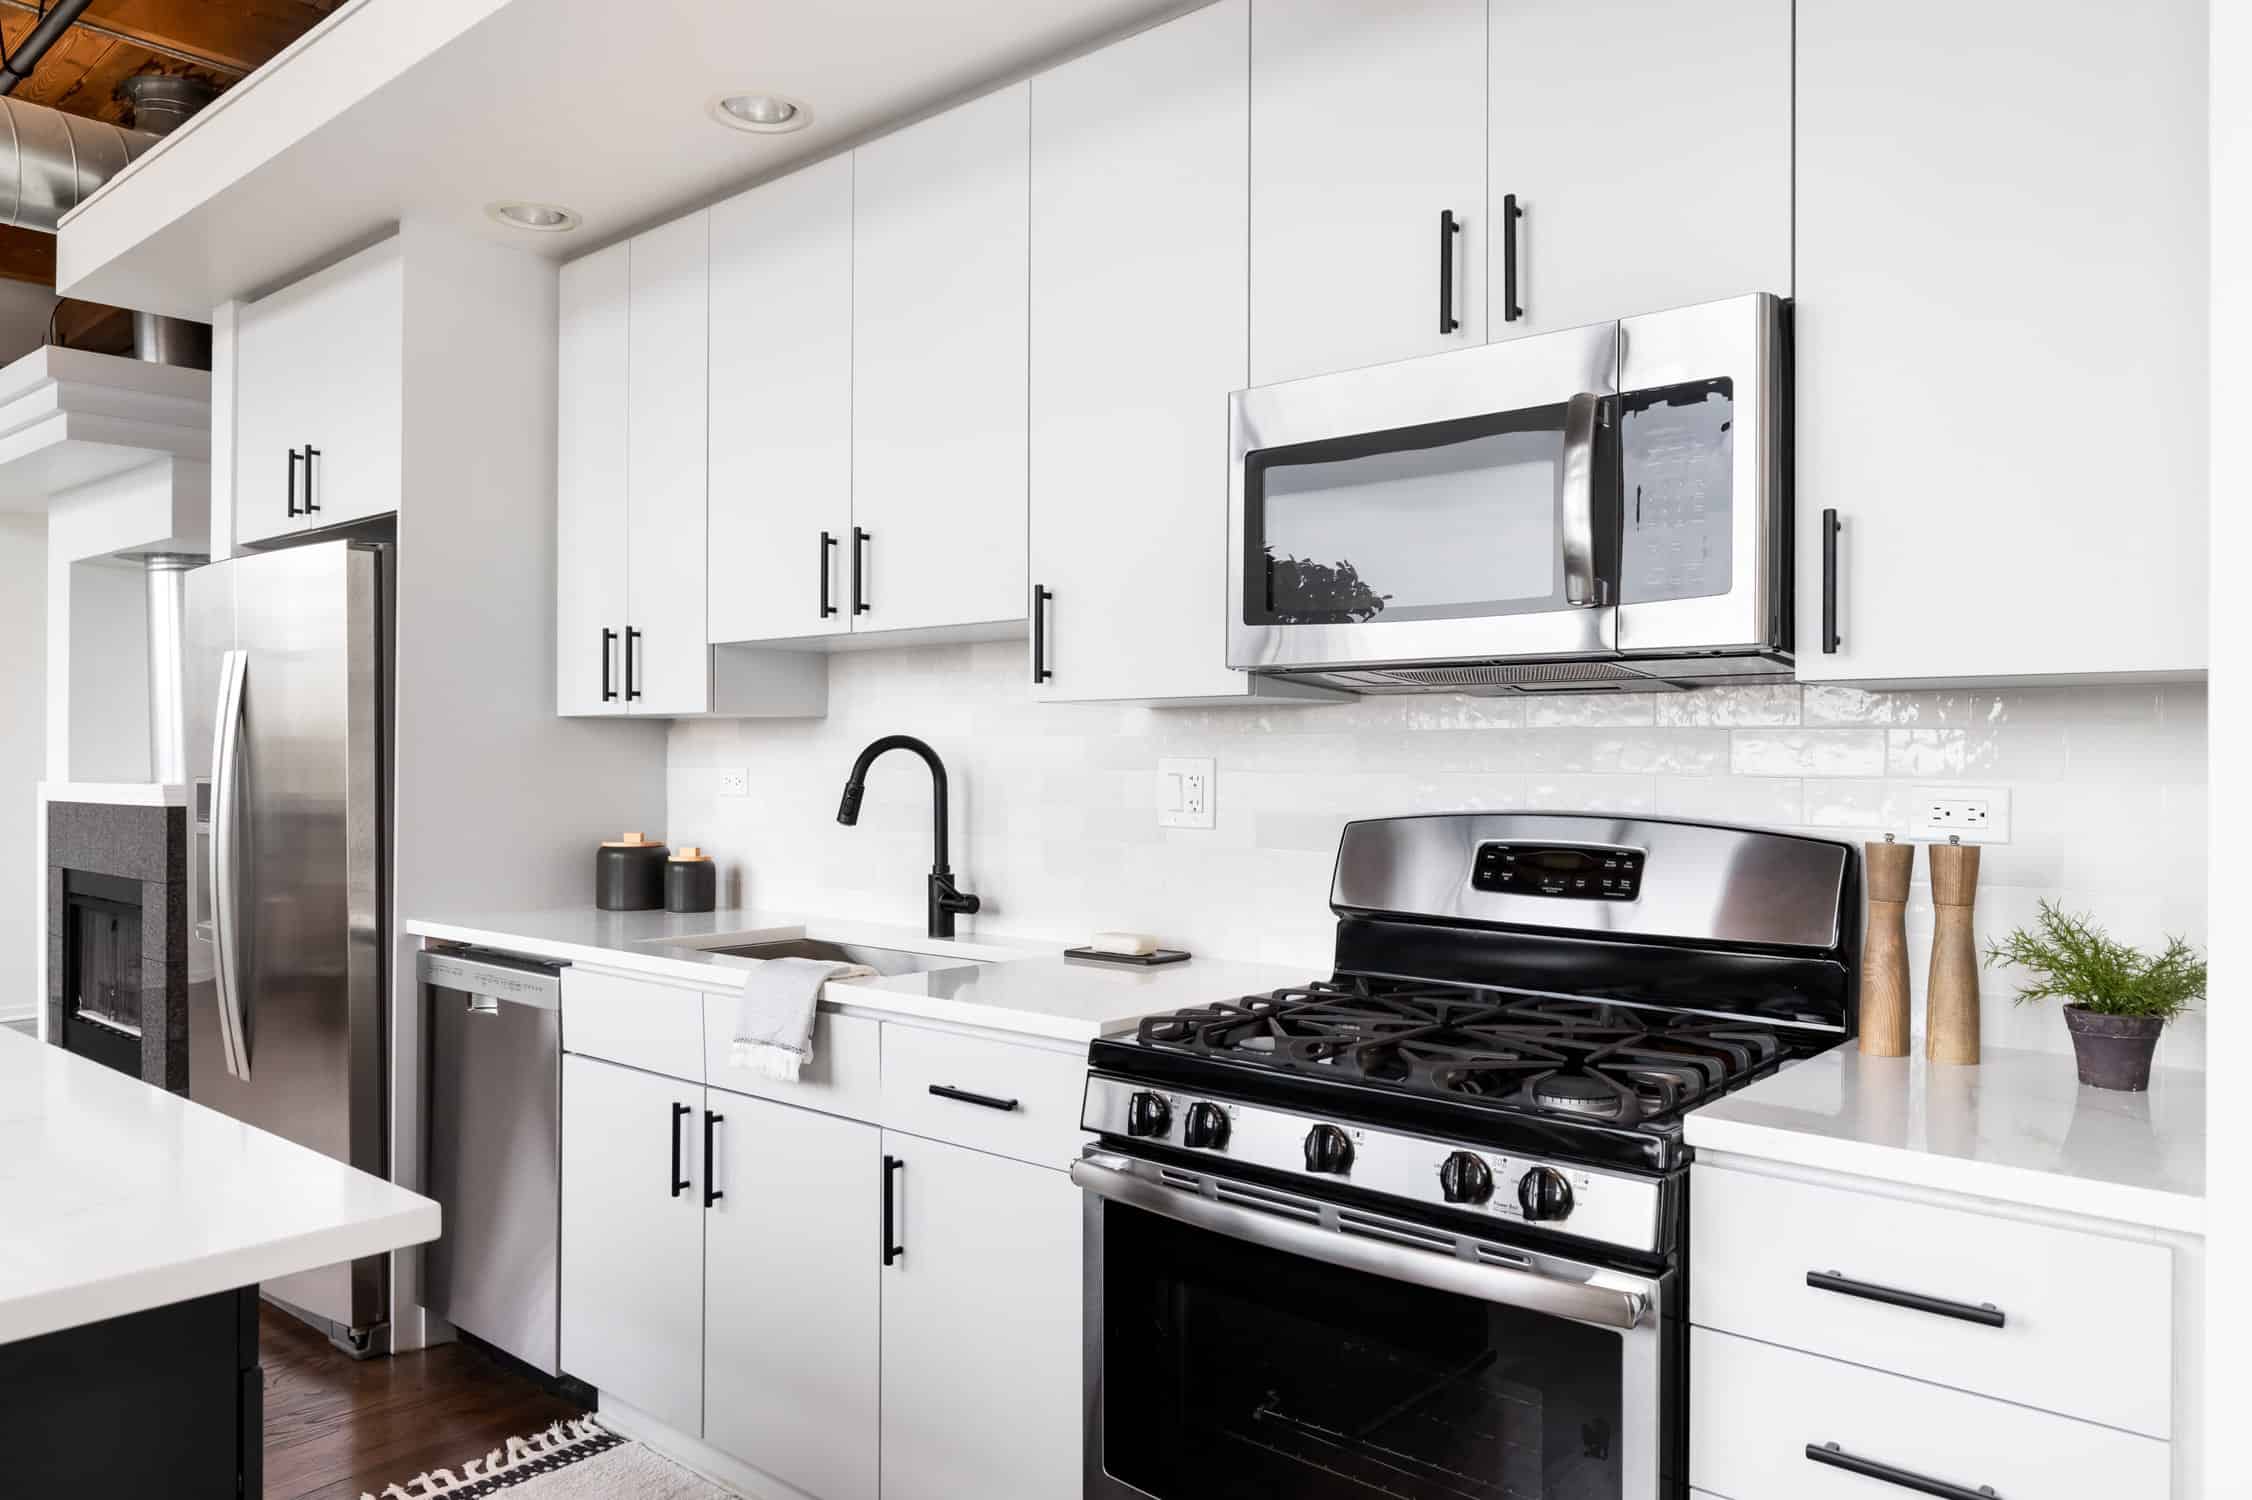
[209,648,251,1081]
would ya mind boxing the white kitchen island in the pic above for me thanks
[0,1028,440,1497]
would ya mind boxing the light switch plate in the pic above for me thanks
[1909,784,2010,844]
[718,768,748,797]
[1157,757,1215,829]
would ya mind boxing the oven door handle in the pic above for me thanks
[1070,1155,1652,1332]
[1558,390,1604,608]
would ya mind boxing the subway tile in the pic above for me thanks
[1655,684,1801,727]
[1887,728,1964,777]
[1800,778,1907,831]
[1522,775,1656,814]
[1729,729,1886,778]
[1653,775,1802,828]
[1524,693,1659,727]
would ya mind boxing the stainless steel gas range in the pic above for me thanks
[1076,812,1861,1500]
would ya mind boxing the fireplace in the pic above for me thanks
[47,800,187,1092]
[60,870,146,1078]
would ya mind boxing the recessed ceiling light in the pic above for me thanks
[486,201,581,233]
[711,93,811,134]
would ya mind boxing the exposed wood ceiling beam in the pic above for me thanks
[0,0,246,74]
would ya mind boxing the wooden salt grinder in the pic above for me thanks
[1925,838,1982,1065]
[1859,837,1913,1056]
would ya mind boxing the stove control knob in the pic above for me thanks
[1516,1166,1574,1222]
[1182,1101,1230,1151]
[1303,1123,1354,1175]
[1126,1091,1172,1139]
[1438,1151,1494,1205]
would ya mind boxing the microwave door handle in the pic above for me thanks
[1558,391,1603,607]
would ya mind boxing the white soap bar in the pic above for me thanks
[1088,930,1160,956]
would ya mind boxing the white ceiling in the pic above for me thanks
[58,0,1190,317]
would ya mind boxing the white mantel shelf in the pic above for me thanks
[0,347,209,512]
[0,1030,439,1345]
[39,781,189,807]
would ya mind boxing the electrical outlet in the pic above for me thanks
[717,768,748,797]
[1157,758,1215,830]
[1909,785,2010,844]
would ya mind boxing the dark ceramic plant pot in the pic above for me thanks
[2061,1005,2164,1092]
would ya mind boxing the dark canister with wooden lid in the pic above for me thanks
[665,847,717,914]
[596,833,668,911]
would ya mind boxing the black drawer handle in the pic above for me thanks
[929,1083,1019,1113]
[1807,1270,2004,1328]
[1031,584,1053,684]
[669,1102,690,1198]
[286,448,303,517]
[1500,193,1524,323]
[882,1154,904,1265]
[1806,1442,1997,1500]
[703,1111,724,1207]
[302,445,321,513]
[600,627,618,702]
[1438,209,1461,334]
[819,531,839,618]
[1821,508,1842,653]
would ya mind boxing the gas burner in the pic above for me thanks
[1529,1071,1631,1118]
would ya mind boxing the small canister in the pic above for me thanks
[665,847,717,914]
[595,833,668,911]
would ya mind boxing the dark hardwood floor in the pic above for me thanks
[261,1306,582,1500]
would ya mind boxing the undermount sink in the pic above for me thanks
[708,937,986,978]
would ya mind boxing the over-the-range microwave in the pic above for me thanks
[1228,293,1789,695]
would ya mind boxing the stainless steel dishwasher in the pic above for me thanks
[420,944,565,1375]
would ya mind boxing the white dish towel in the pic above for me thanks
[729,957,872,1081]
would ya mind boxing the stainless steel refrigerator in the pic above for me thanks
[185,537,391,1350]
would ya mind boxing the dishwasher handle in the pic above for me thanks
[417,947,564,1010]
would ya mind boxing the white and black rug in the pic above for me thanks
[359,1418,739,1499]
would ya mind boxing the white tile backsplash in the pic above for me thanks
[670,647,2208,1067]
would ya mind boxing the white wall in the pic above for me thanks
[64,559,149,782]
[0,513,45,1022]
[672,645,2209,1069]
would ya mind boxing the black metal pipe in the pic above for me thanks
[0,0,96,97]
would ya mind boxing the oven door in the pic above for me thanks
[1228,320,1621,676]
[1076,1149,1672,1500]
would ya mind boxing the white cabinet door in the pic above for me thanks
[1486,0,1790,341]
[1795,0,2207,683]
[852,83,1030,633]
[559,1054,704,1435]
[703,1092,880,1500]
[1249,0,1485,384]
[1030,0,1253,703]
[557,244,633,716]
[626,212,711,714]
[879,1135,1081,1500]
[708,155,855,646]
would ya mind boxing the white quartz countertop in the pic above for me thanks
[0,1030,440,1345]
[404,908,1313,1043]
[1685,1044,2205,1234]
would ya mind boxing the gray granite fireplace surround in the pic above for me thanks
[47,800,188,1092]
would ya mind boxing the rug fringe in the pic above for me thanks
[360,1417,611,1499]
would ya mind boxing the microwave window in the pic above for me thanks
[1248,413,1569,627]
[1619,378,1732,604]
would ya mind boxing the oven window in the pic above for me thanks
[1101,1202,1626,1500]
[1618,378,1733,604]
[1243,406,1576,626]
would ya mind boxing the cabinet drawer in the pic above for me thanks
[1692,1328,2169,1500]
[878,1024,1086,1169]
[1692,1163,2172,1437]
[561,969,704,1081]
[705,999,880,1121]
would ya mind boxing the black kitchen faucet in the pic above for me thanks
[836,734,982,940]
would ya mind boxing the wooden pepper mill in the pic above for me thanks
[1860,836,1914,1057]
[1925,837,1982,1065]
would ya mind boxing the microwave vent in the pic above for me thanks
[1378,661,1649,689]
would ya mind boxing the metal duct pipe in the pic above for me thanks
[0,95,155,230]
[135,552,204,785]
[0,0,94,96]
[116,76,216,369]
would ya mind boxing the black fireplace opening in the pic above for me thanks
[61,869,144,1078]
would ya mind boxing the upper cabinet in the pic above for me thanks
[623,213,712,716]
[234,236,404,547]
[851,85,1032,634]
[1485,0,1791,341]
[556,243,634,717]
[1249,0,1487,386]
[1794,0,2207,683]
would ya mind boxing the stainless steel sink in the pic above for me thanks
[706,937,986,978]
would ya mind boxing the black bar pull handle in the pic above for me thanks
[624,626,643,701]
[1821,509,1842,653]
[929,1083,1020,1113]
[1031,584,1053,684]
[669,1102,691,1197]
[286,448,303,517]
[819,531,839,618]
[703,1111,724,1207]
[882,1154,904,1265]
[1807,1270,2004,1327]
[1438,209,1461,334]
[302,445,321,513]
[851,527,871,615]
[600,627,618,702]
[1805,1442,1998,1500]
[1500,194,1524,323]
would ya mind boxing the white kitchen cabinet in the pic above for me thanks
[1485,0,1790,341]
[703,1091,879,1500]
[879,1132,1081,1500]
[555,243,634,717]
[625,212,713,715]
[1249,0,1486,385]
[707,155,855,646]
[851,83,1030,634]
[1794,0,2207,683]
[234,235,404,546]
[559,1053,704,1437]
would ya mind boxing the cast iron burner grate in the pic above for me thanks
[1133,978,1784,1126]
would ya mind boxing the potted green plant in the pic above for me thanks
[1983,901,2205,1092]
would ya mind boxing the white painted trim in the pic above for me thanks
[38,781,188,807]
